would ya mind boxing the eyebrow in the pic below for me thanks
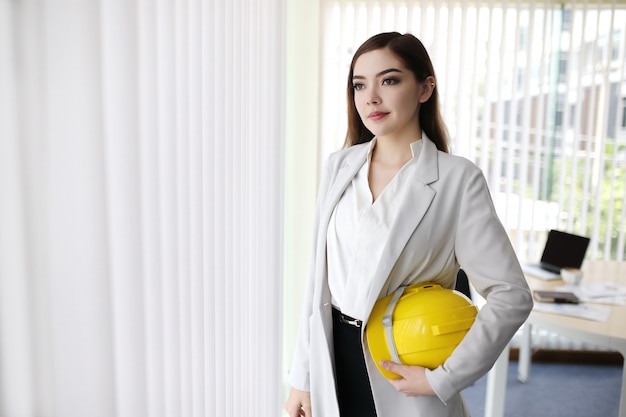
[352,67,403,80]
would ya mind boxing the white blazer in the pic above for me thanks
[288,136,533,417]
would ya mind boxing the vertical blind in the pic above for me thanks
[319,0,626,261]
[0,1,285,416]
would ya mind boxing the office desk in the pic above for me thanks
[485,261,626,417]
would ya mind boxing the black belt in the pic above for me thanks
[332,307,363,328]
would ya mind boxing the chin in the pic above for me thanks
[363,125,389,138]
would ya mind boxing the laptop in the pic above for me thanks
[522,230,590,280]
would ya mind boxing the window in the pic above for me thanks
[319,1,626,260]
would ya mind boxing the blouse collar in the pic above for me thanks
[366,137,424,163]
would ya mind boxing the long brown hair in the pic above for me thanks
[343,32,449,153]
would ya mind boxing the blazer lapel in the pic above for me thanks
[364,137,440,314]
[320,144,369,228]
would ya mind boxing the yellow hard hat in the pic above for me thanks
[366,282,478,379]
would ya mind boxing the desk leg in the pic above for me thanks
[484,344,510,417]
[517,323,532,383]
[618,351,626,417]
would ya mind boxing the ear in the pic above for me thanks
[419,76,436,103]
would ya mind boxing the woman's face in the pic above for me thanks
[352,48,433,142]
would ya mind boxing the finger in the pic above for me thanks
[380,360,406,377]
[285,404,306,417]
[286,403,311,417]
[285,408,305,417]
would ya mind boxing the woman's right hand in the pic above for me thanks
[284,387,312,417]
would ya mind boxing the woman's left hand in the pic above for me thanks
[380,360,436,397]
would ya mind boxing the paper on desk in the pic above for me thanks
[533,302,611,322]
[556,282,626,306]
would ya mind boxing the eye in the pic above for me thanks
[353,82,365,91]
[382,77,399,85]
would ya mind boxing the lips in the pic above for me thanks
[368,111,388,121]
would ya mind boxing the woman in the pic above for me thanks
[285,32,533,417]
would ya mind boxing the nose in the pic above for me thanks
[367,86,381,105]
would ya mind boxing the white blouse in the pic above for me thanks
[327,138,424,320]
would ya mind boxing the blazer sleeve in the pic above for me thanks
[426,167,533,403]
[287,157,334,391]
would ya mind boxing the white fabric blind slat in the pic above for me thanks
[137,1,165,414]
[186,2,204,416]
[598,4,618,260]
[613,4,626,261]
[101,1,147,416]
[525,5,553,264]
[44,3,116,416]
[0,4,35,416]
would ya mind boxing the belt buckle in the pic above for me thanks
[340,314,362,328]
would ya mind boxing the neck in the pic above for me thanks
[372,136,420,166]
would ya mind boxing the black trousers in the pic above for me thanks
[332,307,377,417]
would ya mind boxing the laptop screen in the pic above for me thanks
[540,230,590,273]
